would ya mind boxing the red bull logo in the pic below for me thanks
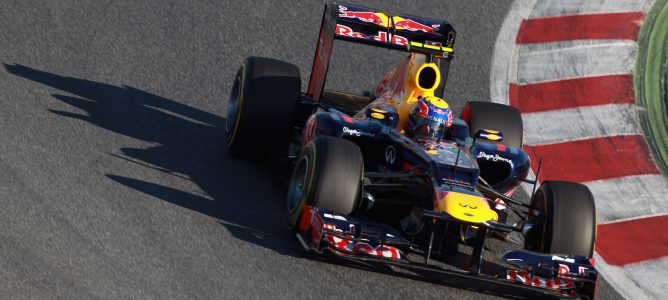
[338,5,389,26]
[394,18,440,34]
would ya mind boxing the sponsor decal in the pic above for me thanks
[377,164,391,173]
[394,18,440,34]
[323,213,347,221]
[335,24,408,46]
[338,5,389,25]
[507,270,576,292]
[477,151,513,165]
[494,198,506,210]
[480,132,502,141]
[426,114,447,123]
[370,112,385,120]
[342,126,363,136]
[337,6,440,36]
[385,145,396,164]
[578,266,589,276]
[551,255,576,263]
[323,224,401,259]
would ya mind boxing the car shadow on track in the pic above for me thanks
[4,63,303,258]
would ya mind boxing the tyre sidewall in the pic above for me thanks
[526,181,597,257]
[226,57,301,154]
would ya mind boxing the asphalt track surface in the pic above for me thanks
[0,1,621,299]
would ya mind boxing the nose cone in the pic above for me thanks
[436,192,496,223]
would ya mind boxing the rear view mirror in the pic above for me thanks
[475,129,503,142]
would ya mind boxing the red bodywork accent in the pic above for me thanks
[300,205,402,260]
[307,5,337,101]
[460,102,471,123]
[302,115,318,147]
[417,100,429,117]
[506,270,576,295]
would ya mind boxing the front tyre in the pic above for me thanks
[226,56,301,155]
[524,181,597,257]
[287,136,364,231]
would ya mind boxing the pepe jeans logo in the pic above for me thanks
[385,145,396,164]
[342,126,362,136]
[477,151,512,165]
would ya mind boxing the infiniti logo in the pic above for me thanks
[385,145,396,164]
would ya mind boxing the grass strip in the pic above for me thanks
[635,0,668,177]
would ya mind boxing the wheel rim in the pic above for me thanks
[287,156,309,213]
[226,76,241,137]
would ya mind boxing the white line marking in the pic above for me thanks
[624,256,668,300]
[594,253,654,300]
[490,0,537,105]
[522,104,642,146]
[600,212,668,225]
[519,39,637,54]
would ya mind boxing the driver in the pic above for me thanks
[404,96,453,143]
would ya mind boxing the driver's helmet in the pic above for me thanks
[405,96,453,141]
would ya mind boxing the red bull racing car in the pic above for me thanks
[225,2,598,299]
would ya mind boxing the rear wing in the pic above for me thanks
[307,2,457,101]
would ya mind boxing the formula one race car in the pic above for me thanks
[225,2,598,299]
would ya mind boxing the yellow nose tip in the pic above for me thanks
[436,192,495,223]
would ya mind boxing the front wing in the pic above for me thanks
[296,205,598,299]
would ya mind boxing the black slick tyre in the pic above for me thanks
[287,136,364,231]
[524,181,597,257]
[226,56,301,155]
[461,101,523,148]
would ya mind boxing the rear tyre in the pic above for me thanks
[226,56,301,155]
[287,136,364,231]
[461,101,523,148]
[524,181,597,257]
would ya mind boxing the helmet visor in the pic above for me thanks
[411,116,447,141]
